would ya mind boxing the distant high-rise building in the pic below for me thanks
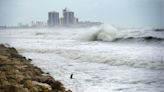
[75,18,79,23]
[60,17,64,25]
[63,8,75,25]
[48,11,59,26]
[46,8,101,27]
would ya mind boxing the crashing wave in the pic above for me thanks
[113,36,164,42]
[154,29,164,32]
[87,24,117,41]
[86,25,164,43]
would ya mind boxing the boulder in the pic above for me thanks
[24,80,52,92]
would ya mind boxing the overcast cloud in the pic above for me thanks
[0,0,163,28]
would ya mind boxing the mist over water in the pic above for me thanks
[0,25,164,92]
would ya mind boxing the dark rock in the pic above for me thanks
[4,85,29,92]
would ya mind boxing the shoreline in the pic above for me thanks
[0,44,71,92]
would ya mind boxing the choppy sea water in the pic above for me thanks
[0,25,164,92]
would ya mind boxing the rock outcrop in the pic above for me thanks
[0,44,71,92]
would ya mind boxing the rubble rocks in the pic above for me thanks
[0,44,71,92]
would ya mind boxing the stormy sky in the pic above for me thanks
[0,0,163,28]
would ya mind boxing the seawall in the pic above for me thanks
[0,44,71,92]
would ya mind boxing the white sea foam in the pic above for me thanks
[0,25,164,92]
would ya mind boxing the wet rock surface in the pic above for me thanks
[0,44,71,92]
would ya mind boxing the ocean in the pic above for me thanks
[0,25,164,92]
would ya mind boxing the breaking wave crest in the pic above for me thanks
[19,48,164,70]
[112,36,164,42]
[84,25,117,41]
[86,25,164,44]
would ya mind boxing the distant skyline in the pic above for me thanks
[0,0,163,28]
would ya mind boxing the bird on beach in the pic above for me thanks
[70,73,73,79]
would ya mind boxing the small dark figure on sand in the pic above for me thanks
[70,73,73,79]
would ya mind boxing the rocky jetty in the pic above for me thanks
[0,44,71,92]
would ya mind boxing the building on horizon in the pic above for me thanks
[63,8,75,25]
[48,11,59,26]
[47,8,102,27]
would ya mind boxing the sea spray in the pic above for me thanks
[78,24,117,41]
[96,24,117,42]
[0,27,164,92]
